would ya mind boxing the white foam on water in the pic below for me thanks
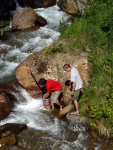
[0,86,101,150]
[58,132,88,150]
[71,133,88,150]
[5,48,30,63]
[0,87,63,136]
[0,43,11,49]
[21,27,60,53]
[35,5,70,30]
[0,60,18,80]
[95,145,101,150]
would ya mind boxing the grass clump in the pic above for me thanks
[0,20,9,36]
[44,43,64,55]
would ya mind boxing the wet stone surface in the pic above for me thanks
[17,128,54,150]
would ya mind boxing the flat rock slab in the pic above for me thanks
[0,123,27,138]
[66,113,89,132]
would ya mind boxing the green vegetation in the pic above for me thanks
[0,21,9,36]
[59,0,113,136]
[45,43,64,55]
[58,18,70,35]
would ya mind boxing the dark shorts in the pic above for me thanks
[71,89,81,101]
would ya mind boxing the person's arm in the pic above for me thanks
[71,82,76,96]
[70,71,76,95]
[43,92,50,100]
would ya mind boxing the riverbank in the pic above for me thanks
[14,40,113,138]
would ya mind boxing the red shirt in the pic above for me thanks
[46,79,62,93]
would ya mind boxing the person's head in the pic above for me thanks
[65,80,72,91]
[65,80,71,86]
[38,78,47,85]
[63,64,71,72]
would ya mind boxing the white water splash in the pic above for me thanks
[0,86,101,149]
[35,5,70,30]
[0,86,62,136]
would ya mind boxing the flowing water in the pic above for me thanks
[0,5,69,84]
[0,4,113,150]
[0,86,113,150]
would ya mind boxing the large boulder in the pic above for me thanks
[16,64,42,98]
[15,50,89,105]
[0,123,27,146]
[17,0,56,8]
[0,93,12,120]
[57,0,89,15]
[12,8,47,30]
[0,123,27,138]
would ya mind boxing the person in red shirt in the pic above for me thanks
[38,78,63,111]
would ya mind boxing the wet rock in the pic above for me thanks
[0,134,17,145]
[66,112,87,124]
[0,145,23,150]
[57,0,79,15]
[0,84,17,109]
[12,8,47,30]
[17,0,56,8]
[0,123,27,149]
[0,49,8,55]
[17,128,53,149]
[66,113,89,132]
[0,123,27,138]
[0,93,11,120]
[57,0,88,15]
[59,104,74,118]
[15,65,42,98]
